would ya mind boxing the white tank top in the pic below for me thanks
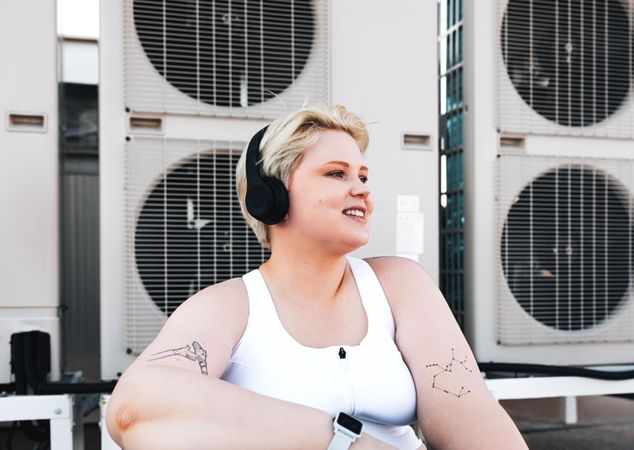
[221,257,422,449]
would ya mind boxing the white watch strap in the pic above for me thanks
[327,429,356,450]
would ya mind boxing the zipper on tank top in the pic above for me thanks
[339,347,355,414]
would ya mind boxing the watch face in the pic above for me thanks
[336,413,362,435]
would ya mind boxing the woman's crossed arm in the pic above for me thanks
[106,278,394,450]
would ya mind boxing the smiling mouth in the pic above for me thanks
[342,208,366,218]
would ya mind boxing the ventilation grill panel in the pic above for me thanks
[497,0,634,137]
[497,154,634,345]
[125,138,269,353]
[124,0,330,118]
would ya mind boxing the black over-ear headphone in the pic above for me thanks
[245,126,290,225]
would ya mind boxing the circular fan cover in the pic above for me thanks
[501,0,631,127]
[133,0,314,108]
[135,151,269,316]
[501,166,632,331]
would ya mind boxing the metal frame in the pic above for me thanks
[100,395,120,450]
[485,374,634,425]
[0,395,74,450]
[485,376,634,401]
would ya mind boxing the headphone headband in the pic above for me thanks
[245,126,269,190]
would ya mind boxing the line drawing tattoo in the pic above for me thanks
[425,348,473,398]
[148,341,208,375]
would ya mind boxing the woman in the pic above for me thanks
[106,105,527,449]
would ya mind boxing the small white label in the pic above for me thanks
[397,212,424,254]
[397,194,420,212]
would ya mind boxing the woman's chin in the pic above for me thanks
[341,233,370,252]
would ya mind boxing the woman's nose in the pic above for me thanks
[350,179,371,198]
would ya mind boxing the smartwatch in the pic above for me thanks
[327,412,363,450]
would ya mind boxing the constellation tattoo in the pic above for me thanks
[425,348,473,398]
[148,341,208,375]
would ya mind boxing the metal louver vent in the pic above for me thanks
[497,154,634,345]
[125,138,269,353]
[498,0,634,137]
[125,0,329,117]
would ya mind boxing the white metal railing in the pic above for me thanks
[486,375,634,425]
[485,375,634,401]
[0,395,74,450]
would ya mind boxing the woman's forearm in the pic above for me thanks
[106,363,394,450]
[423,394,527,450]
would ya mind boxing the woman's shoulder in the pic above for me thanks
[170,276,249,335]
[198,275,248,299]
[363,256,436,307]
[129,275,250,378]
[363,255,429,280]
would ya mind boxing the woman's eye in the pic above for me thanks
[329,170,344,178]
[359,175,368,184]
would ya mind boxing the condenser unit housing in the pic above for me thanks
[462,0,634,365]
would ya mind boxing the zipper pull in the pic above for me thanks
[339,347,347,359]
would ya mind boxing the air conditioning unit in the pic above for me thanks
[124,0,330,118]
[0,0,60,383]
[462,0,634,365]
[101,0,439,379]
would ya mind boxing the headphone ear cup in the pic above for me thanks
[261,177,289,225]
[246,180,274,222]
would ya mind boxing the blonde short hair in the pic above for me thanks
[235,105,369,249]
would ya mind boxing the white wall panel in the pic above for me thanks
[0,0,60,382]
[332,0,439,280]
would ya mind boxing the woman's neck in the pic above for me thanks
[260,245,350,307]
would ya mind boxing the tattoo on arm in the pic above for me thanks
[147,340,209,375]
[425,348,473,398]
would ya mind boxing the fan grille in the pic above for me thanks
[125,138,268,352]
[497,155,634,344]
[125,0,329,117]
[498,0,634,136]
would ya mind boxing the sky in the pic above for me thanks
[58,0,99,39]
